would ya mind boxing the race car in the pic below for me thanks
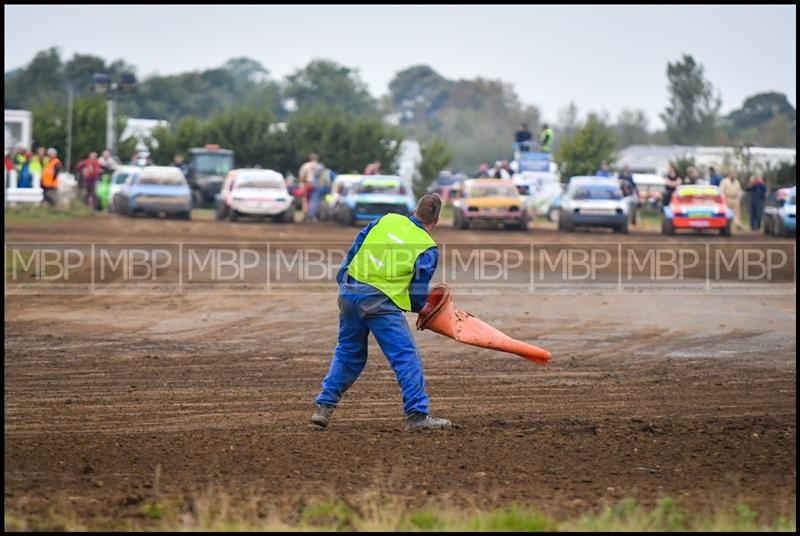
[114,165,192,220]
[662,184,732,236]
[452,179,529,230]
[763,186,796,237]
[334,175,415,226]
[557,177,629,234]
[319,174,361,221]
[214,168,294,222]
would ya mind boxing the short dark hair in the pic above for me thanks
[414,193,442,224]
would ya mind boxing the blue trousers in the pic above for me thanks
[315,277,429,415]
[308,187,324,220]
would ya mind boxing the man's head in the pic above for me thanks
[36,146,46,157]
[542,123,549,130]
[601,161,609,171]
[47,148,57,157]
[413,193,442,230]
[102,149,111,159]
[309,153,319,163]
[479,162,489,172]
[174,153,184,164]
[709,166,716,174]
[623,163,630,173]
[521,123,528,130]
[89,151,98,161]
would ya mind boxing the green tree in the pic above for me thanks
[727,91,796,131]
[660,54,721,144]
[415,138,452,198]
[553,113,617,178]
[285,59,378,117]
[31,94,131,171]
[388,65,450,121]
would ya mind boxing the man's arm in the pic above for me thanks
[336,219,379,285]
[408,246,439,313]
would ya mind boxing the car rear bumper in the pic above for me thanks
[232,203,291,216]
[464,210,524,222]
[671,216,728,229]
[570,213,628,227]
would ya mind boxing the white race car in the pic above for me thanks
[215,168,294,222]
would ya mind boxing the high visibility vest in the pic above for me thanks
[42,157,62,188]
[347,213,436,311]
[540,128,554,152]
[29,156,48,175]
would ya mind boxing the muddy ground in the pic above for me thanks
[4,214,796,526]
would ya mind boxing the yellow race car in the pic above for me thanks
[452,179,529,230]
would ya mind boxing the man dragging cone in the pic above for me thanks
[311,194,453,431]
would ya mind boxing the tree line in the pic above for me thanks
[5,48,796,188]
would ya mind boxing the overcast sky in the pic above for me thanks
[4,4,796,129]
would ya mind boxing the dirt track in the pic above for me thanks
[4,214,797,525]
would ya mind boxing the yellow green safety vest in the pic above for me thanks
[347,213,436,311]
[540,128,554,152]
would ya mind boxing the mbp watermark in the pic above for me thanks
[4,240,795,296]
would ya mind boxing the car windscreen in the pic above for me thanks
[357,180,406,195]
[572,186,623,200]
[192,153,233,175]
[236,179,282,190]
[469,185,518,198]
[113,173,129,185]
[138,174,186,186]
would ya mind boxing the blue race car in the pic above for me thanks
[114,165,193,219]
[335,175,415,226]
[763,186,796,237]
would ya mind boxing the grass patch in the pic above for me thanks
[4,495,794,532]
[4,202,97,222]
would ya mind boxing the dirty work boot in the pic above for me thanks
[405,412,454,431]
[310,404,335,428]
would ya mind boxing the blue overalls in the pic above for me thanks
[315,215,438,416]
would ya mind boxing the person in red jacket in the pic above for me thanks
[75,151,103,210]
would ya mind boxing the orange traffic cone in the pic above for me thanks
[416,284,551,365]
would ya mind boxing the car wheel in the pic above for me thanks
[720,221,732,237]
[282,207,295,223]
[342,209,355,226]
[229,209,238,222]
[518,214,529,231]
[215,204,226,221]
[775,218,786,237]
[548,207,560,223]
[615,221,629,234]
[662,218,675,235]
[559,211,573,232]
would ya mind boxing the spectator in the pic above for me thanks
[364,160,381,175]
[595,161,611,177]
[29,147,48,187]
[99,149,119,173]
[298,153,320,218]
[491,160,510,179]
[539,124,554,153]
[515,123,532,152]
[41,148,62,206]
[17,150,33,188]
[173,153,189,177]
[685,166,700,185]
[307,161,331,222]
[473,162,490,179]
[663,164,682,207]
[720,170,744,230]
[501,160,514,177]
[618,163,638,197]
[746,175,768,231]
[76,151,102,210]
[708,166,721,187]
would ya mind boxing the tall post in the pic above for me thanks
[106,95,117,156]
[65,87,74,172]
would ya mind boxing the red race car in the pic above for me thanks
[662,185,732,236]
